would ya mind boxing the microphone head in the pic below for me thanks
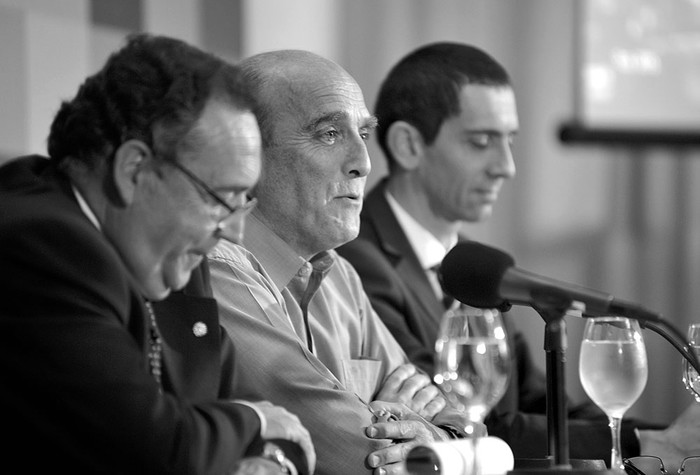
[438,241,515,311]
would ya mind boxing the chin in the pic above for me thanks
[169,270,194,292]
[138,264,188,302]
[464,207,493,222]
[143,284,172,302]
[337,229,360,248]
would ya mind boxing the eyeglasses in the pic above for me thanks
[164,158,257,225]
[624,455,700,474]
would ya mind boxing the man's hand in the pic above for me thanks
[638,403,700,473]
[232,457,289,474]
[365,401,451,474]
[246,400,316,474]
[431,404,486,438]
[375,363,446,419]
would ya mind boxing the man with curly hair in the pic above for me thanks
[0,34,313,474]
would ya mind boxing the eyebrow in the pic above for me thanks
[364,115,379,130]
[304,112,379,133]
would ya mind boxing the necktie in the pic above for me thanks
[429,265,455,310]
[144,301,163,387]
[442,293,456,311]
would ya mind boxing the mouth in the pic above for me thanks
[477,189,499,202]
[338,190,363,200]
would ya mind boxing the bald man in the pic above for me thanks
[206,50,473,475]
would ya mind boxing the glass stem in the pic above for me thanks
[608,416,624,472]
[459,420,484,475]
[463,432,481,475]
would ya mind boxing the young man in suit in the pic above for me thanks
[337,41,700,469]
[0,33,313,474]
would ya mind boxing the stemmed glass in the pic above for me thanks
[682,323,700,403]
[579,316,648,472]
[434,306,511,474]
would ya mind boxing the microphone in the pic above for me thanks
[438,241,661,322]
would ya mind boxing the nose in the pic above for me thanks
[344,135,372,178]
[488,140,516,180]
[215,215,246,245]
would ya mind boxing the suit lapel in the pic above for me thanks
[362,182,445,323]
[129,291,150,364]
[151,290,221,401]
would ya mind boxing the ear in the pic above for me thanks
[111,139,151,205]
[385,121,425,171]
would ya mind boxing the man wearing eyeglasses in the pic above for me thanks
[0,34,314,474]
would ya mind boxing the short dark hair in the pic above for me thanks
[375,42,511,171]
[47,33,254,170]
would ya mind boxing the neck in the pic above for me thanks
[252,209,321,262]
[386,176,460,249]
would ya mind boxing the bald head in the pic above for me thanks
[239,50,359,147]
[236,49,375,257]
[240,49,344,78]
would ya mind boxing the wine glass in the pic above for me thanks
[434,306,511,474]
[682,323,700,403]
[579,316,648,472]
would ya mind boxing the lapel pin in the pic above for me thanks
[192,322,208,337]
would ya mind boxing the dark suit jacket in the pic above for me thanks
[152,260,237,402]
[0,156,263,474]
[155,262,310,475]
[338,179,653,462]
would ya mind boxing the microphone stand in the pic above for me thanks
[507,290,617,474]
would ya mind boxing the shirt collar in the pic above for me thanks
[72,185,101,231]
[385,190,457,270]
[242,212,336,292]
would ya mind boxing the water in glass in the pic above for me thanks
[434,306,510,475]
[435,307,510,425]
[579,316,647,472]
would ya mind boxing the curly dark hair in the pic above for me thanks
[47,33,254,170]
[374,42,512,172]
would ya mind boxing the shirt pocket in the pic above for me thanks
[341,358,384,402]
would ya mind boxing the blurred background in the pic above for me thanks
[2,0,700,427]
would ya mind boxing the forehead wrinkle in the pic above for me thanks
[267,54,373,136]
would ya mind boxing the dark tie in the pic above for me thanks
[144,301,163,388]
[442,293,456,311]
[430,264,455,310]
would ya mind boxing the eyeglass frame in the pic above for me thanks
[624,455,700,474]
[160,155,257,224]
